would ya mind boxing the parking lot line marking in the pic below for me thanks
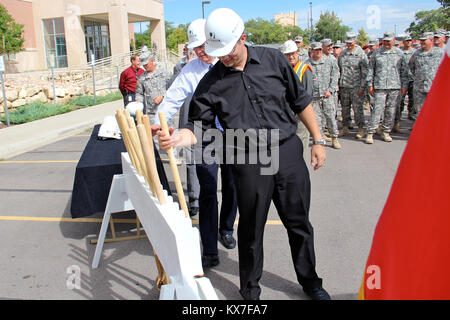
[0,160,78,164]
[0,215,283,225]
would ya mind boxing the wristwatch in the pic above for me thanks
[312,138,326,145]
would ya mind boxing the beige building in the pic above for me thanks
[274,12,298,27]
[0,0,166,72]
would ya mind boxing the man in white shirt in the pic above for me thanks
[154,19,238,269]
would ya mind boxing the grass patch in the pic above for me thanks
[1,102,74,124]
[68,91,122,107]
[1,91,122,125]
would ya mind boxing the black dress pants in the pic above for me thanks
[231,135,322,299]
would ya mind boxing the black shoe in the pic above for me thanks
[202,254,219,268]
[189,207,199,217]
[303,286,331,300]
[219,233,236,249]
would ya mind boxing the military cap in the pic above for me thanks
[394,40,400,45]
[404,35,412,41]
[446,31,450,37]
[434,29,445,38]
[345,32,357,43]
[368,38,377,46]
[382,31,395,41]
[310,42,323,50]
[321,38,333,46]
[294,36,303,43]
[333,40,344,48]
[412,42,421,48]
[419,32,434,40]
[139,51,153,65]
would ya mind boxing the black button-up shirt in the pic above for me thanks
[186,45,312,144]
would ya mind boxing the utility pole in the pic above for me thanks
[309,2,313,41]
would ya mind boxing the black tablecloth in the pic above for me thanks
[70,124,171,218]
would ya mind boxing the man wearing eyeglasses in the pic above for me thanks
[154,18,238,269]
[157,8,330,301]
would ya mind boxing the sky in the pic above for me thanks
[134,0,441,39]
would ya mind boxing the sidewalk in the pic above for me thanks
[0,100,123,160]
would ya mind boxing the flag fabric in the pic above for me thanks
[359,44,450,300]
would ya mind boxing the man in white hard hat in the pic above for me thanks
[280,39,314,160]
[154,18,238,269]
[157,8,330,300]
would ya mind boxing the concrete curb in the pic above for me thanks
[0,99,123,160]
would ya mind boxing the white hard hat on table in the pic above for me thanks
[125,101,144,116]
[187,19,207,49]
[204,8,245,57]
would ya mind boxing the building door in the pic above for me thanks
[84,20,111,63]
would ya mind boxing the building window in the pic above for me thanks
[84,20,111,63]
[43,18,68,68]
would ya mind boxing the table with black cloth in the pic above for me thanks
[70,124,171,218]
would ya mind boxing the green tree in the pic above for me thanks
[437,0,449,8]
[245,18,309,45]
[357,27,369,47]
[134,32,151,50]
[0,4,24,56]
[283,25,310,44]
[312,11,350,42]
[166,27,188,51]
[406,8,449,39]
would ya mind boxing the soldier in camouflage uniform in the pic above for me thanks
[395,35,416,128]
[135,51,171,121]
[306,42,341,149]
[338,32,369,139]
[321,39,340,131]
[365,38,379,111]
[294,36,310,63]
[409,32,445,121]
[365,31,408,144]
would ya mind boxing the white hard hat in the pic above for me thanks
[280,40,298,54]
[205,8,245,57]
[125,101,144,116]
[98,116,121,140]
[187,19,207,49]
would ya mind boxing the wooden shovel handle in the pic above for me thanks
[158,112,189,218]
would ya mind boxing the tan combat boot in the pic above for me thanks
[392,122,403,134]
[365,133,374,144]
[338,126,350,137]
[375,124,382,135]
[331,137,341,149]
[324,135,332,142]
[355,126,365,139]
[381,131,393,142]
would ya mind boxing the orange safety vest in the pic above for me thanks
[293,61,312,83]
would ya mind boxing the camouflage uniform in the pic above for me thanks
[409,46,444,120]
[366,46,408,134]
[306,55,339,137]
[365,49,377,109]
[297,48,310,64]
[326,54,339,110]
[338,45,368,128]
[135,67,171,116]
[396,47,416,122]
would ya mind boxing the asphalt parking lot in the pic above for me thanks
[0,115,411,300]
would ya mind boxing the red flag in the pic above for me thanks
[359,46,450,300]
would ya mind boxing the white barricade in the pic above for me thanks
[92,152,218,300]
